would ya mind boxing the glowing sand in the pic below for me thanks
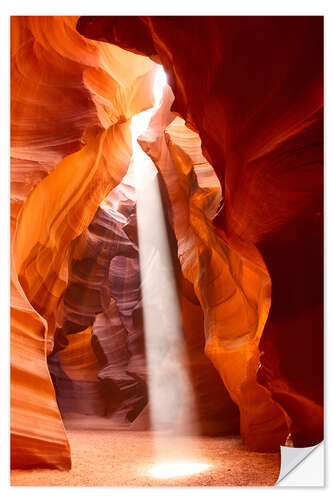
[148,462,211,479]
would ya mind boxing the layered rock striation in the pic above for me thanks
[78,15,324,449]
[10,16,155,468]
[10,15,323,469]
[49,186,149,423]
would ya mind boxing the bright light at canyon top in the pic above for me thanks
[152,64,167,106]
[130,65,210,479]
[130,64,166,147]
[129,65,166,187]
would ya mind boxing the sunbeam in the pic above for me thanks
[130,66,203,466]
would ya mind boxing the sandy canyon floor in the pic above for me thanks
[11,423,281,486]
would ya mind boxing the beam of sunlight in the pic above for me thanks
[130,65,210,476]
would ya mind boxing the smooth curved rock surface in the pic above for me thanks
[138,110,285,450]
[11,16,155,469]
[77,15,323,449]
[49,328,107,417]
[49,189,148,423]
[10,15,323,471]
[49,175,238,433]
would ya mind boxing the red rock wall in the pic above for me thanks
[10,15,323,469]
[49,176,239,434]
[10,16,155,468]
[11,17,238,467]
[49,191,149,422]
[78,15,323,449]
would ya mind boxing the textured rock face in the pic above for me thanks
[10,16,155,468]
[77,16,323,449]
[11,15,323,470]
[49,178,239,432]
[136,108,285,450]
[49,188,149,422]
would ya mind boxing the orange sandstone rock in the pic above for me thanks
[11,16,156,469]
[78,15,323,450]
[138,110,287,450]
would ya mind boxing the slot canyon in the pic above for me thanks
[10,16,323,486]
